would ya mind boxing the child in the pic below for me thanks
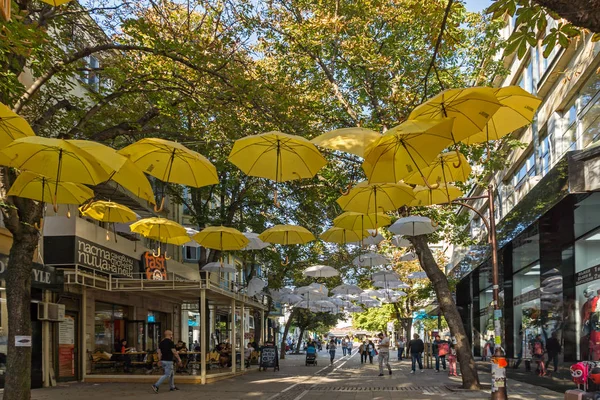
[448,345,458,376]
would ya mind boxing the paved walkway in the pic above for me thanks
[5,351,564,399]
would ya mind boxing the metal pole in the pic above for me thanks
[241,304,246,372]
[231,298,236,374]
[200,289,206,384]
[488,185,507,400]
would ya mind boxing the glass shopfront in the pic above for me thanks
[94,302,129,352]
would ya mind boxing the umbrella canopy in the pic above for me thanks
[118,138,218,188]
[308,282,329,294]
[362,289,384,298]
[242,232,270,250]
[336,181,415,214]
[404,151,471,186]
[295,285,326,296]
[303,265,340,278]
[359,298,381,307]
[409,87,502,143]
[408,271,428,279]
[69,140,155,205]
[80,201,137,223]
[332,284,363,296]
[0,103,35,148]
[202,262,236,273]
[259,224,315,245]
[389,216,437,236]
[328,297,345,306]
[320,226,368,245]
[193,226,249,251]
[348,230,384,246]
[333,211,391,231]
[7,171,93,205]
[352,252,389,267]
[346,305,364,312]
[310,127,381,157]
[391,235,411,248]
[40,0,71,5]
[410,184,463,206]
[228,131,326,182]
[247,277,267,296]
[461,86,542,145]
[362,118,455,184]
[399,251,418,262]
[373,280,405,289]
[278,293,303,304]
[372,270,400,281]
[130,217,188,243]
[1,137,109,186]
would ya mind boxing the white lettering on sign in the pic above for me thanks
[33,269,51,284]
[77,239,134,277]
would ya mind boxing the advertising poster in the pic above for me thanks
[58,316,75,378]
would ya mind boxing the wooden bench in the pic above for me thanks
[88,350,119,373]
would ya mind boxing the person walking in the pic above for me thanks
[532,334,547,376]
[546,332,561,373]
[347,338,353,355]
[358,341,366,364]
[342,337,347,356]
[408,333,425,374]
[328,339,337,364]
[432,335,448,372]
[447,343,458,376]
[397,336,405,361]
[367,340,375,364]
[152,330,183,393]
[377,332,392,376]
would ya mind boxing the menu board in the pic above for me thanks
[258,344,279,371]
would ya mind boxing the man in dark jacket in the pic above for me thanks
[546,332,561,373]
[408,333,425,373]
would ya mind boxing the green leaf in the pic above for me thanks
[543,39,556,58]
[517,40,528,59]
[558,33,569,48]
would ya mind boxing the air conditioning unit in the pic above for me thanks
[37,302,65,322]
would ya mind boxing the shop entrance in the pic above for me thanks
[56,312,78,381]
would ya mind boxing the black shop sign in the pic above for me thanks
[575,264,600,287]
[0,254,62,289]
[258,343,280,371]
[513,288,541,306]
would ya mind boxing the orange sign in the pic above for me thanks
[142,252,167,280]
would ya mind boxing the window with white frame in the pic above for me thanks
[80,55,100,91]
[183,245,199,261]
[518,60,536,95]
[513,151,536,189]
[540,133,552,176]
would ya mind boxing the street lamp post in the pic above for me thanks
[453,184,507,400]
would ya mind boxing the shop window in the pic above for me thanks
[580,93,600,149]
[575,227,600,274]
[512,263,542,358]
[540,133,552,175]
[183,245,199,261]
[512,225,540,276]
[575,194,600,239]
[94,302,128,352]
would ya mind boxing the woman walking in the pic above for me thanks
[328,339,337,364]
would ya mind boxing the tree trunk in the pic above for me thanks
[532,0,600,32]
[409,235,481,390]
[295,327,305,353]
[5,230,39,400]
[279,309,295,359]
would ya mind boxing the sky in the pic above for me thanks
[464,0,491,13]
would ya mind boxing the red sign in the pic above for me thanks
[142,252,167,280]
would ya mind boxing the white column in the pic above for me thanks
[200,290,206,384]
[231,298,236,374]
[240,304,245,372]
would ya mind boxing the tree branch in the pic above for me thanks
[532,0,600,32]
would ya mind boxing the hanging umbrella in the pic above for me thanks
[310,127,381,157]
[410,184,463,206]
[348,230,384,246]
[0,103,35,148]
[202,262,236,273]
[373,280,404,289]
[408,271,428,279]
[333,212,391,231]
[391,236,411,248]
[7,171,93,206]
[259,224,316,265]
[68,140,156,205]
[461,86,542,145]
[328,297,345,306]
[336,181,415,215]
[371,270,400,281]
[130,217,190,257]
[400,251,418,262]
[362,118,455,185]
[409,87,502,143]
[389,216,437,236]
[242,232,270,250]
[80,201,137,223]
[359,299,381,307]
[404,151,471,186]
[247,277,267,296]
[279,293,303,304]
[271,288,293,301]
[303,265,340,278]
[362,289,384,298]
[1,137,109,211]
[320,226,368,245]
[193,226,249,251]
[352,252,389,267]
[346,305,364,312]
[332,284,363,296]
[39,0,71,6]
[308,282,329,294]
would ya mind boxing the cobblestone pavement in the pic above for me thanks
[2,351,564,399]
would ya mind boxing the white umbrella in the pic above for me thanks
[373,280,402,289]
[271,287,293,301]
[279,293,303,304]
[329,297,345,306]
[183,227,201,247]
[247,277,267,296]
[315,300,335,308]
[359,299,381,307]
[400,251,418,262]
[391,235,411,248]
[408,271,428,279]
[362,289,384,298]
[332,284,363,296]
[242,232,270,250]
[352,252,389,267]
[389,216,437,236]
[302,291,329,301]
[303,265,339,278]
[202,262,236,273]
[348,230,384,246]
[371,270,400,281]
[346,305,364,312]
[308,282,329,294]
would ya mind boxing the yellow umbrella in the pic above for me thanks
[410,184,463,206]
[409,87,502,143]
[333,212,391,231]
[192,226,249,251]
[40,0,71,5]
[259,224,316,245]
[362,118,455,185]
[310,128,381,157]
[320,227,368,245]
[7,171,93,205]
[69,140,156,205]
[461,86,542,145]
[130,217,189,258]
[80,201,137,223]
[118,138,218,210]
[404,151,471,185]
[0,103,35,148]
[336,181,414,215]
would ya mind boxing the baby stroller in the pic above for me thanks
[306,346,317,366]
